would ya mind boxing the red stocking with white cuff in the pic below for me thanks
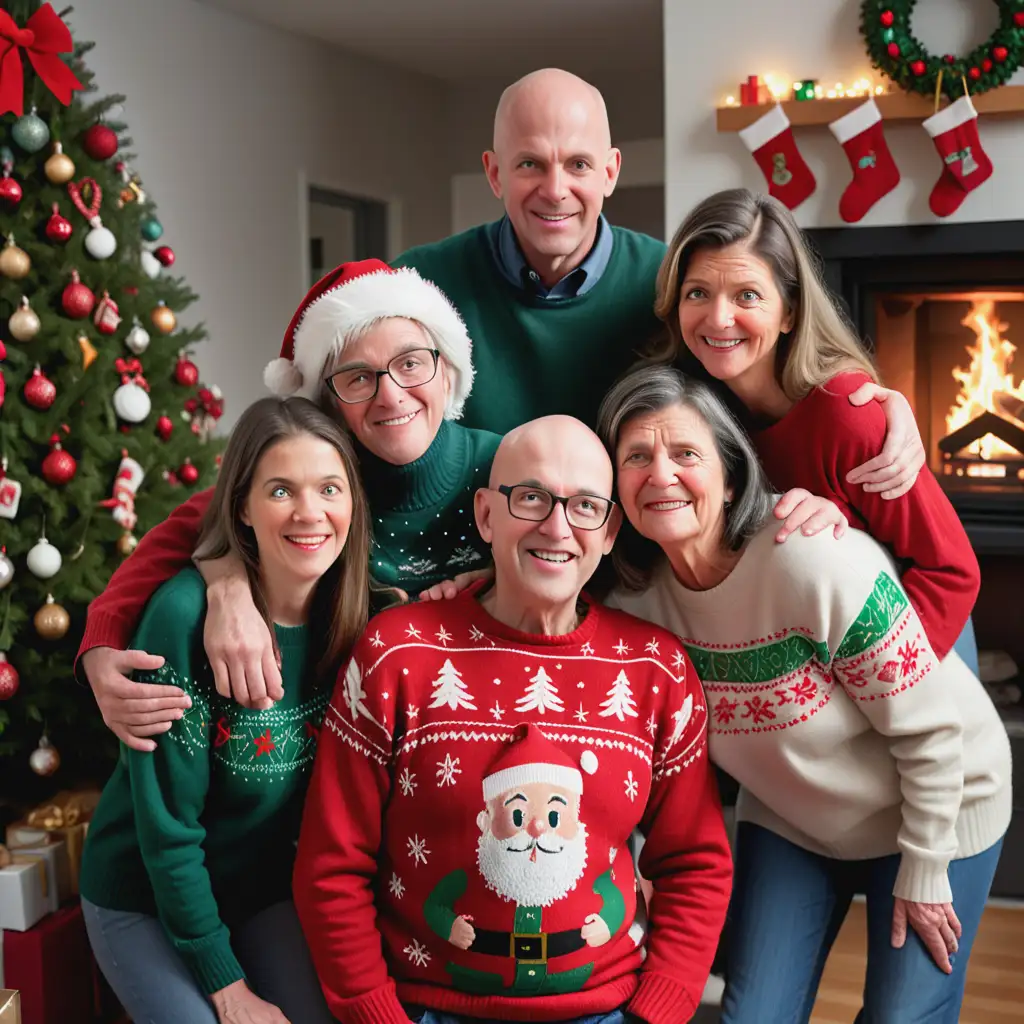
[923,95,993,218]
[738,105,816,210]
[829,98,900,222]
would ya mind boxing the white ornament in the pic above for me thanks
[580,749,599,775]
[140,249,161,279]
[125,319,150,355]
[29,736,60,776]
[113,381,152,423]
[27,537,62,579]
[85,218,117,259]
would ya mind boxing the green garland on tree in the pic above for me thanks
[861,0,1024,102]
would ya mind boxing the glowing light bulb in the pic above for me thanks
[827,89,837,99]
[725,95,736,106]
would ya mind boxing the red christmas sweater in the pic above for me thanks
[293,584,731,1024]
[753,371,979,662]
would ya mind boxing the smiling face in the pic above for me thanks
[328,317,450,465]
[483,70,621,282]
[615,403,733,555]
[678,241,794,400]
[241,433,353,594]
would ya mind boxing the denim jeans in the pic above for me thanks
[951,616,979,677]
[721,823,1003,1024]
[407,1009,627,1024]
[82,897,336,1024]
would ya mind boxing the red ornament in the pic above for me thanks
[94,291,121,335]
[179,459,199,485]
[910,59,927,76]
[62,269,95,318]
[82,124,118,161]
[879,9,894,26]
[164,470,180,487]
[993,45,1009,63]
[1015,12,1024,28]
[0,175,22,206]
[982,58,993,72]
[154,245,175,267]
[45,203,73,243]
[969,66,982,81]
[887,42,901,58]
[174,353,199,387]
[156,414,174,441]
[42,442,76,485]
[24,366,56,410]
[0,653,18,701]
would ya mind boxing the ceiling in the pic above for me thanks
[196,0,662,82]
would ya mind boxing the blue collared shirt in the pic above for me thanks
[487,214,614,300]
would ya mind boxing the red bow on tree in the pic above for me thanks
[0,3,83,116]
[185,387,224,422]
[114,356,142,375]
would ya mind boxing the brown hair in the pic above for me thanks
[650,188,878,400]
[194,396,371,686]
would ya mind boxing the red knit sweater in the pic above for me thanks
[753,371,979,661]
[293,585,731,1024]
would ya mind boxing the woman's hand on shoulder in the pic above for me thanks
[845,382,925,500]
[772,489,848,543]
[211,980,291,1024]
[418,567,494,602]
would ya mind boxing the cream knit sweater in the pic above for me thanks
[609,522,1012,904]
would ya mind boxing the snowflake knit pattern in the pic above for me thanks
[293,585,732,1024]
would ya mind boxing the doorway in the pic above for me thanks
[307,186,388,284]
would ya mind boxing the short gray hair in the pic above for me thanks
[596,364,774,590]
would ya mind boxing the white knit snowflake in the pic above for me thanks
[405,623,423,639]
[614,638,632,656]
[580,641,595,657]
[435,753,462,788]
[490,700,505,721]
[469,624,486,643]
[672,650,687,672]
[407,834,430,865]
[624,770,639,802]
[398,767,417,797]
[389,873,405,899]
[403,938,431,967]
[435,626,453,647]
[645,638,660,656]
[646,712,657,737]
[369,630,385,648]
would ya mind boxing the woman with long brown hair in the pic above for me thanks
[79,396,371,1024]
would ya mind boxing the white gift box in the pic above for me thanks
[5,840,67,913]
[0,860,48,932]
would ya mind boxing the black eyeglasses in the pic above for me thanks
[496,484,615,531]
[325,348,440,404]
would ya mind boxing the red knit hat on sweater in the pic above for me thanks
[481,724,599,802]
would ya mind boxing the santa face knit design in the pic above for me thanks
[293,587,732,1024]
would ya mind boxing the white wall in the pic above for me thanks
[664,0,1024,233]
[72,0,451,428]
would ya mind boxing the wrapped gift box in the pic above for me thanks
[0,843,65,916]
[0,860,48,933]
[0,990,20,1024]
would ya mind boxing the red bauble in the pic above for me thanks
[982,58,993,72]
[154,245,175,267]
[993,45,1009,63]
[1015,12,1024,28]
[887,42,901,58]
[174,354,199,387]
[62,270,95,318]
[45,204,73,243]
[82,124,118,161]
[42,444,77,485]
[164,470,180,486]
[969,66,982,81]
[943,53,955,64]
[910,59,927,76]
[0,653,18,701]
[0,176,22,206]
[156,414,174,441]
[879,9,894,27]
[179,459,199,485]
[24,366,56,410]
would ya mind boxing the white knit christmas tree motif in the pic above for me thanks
[427,658,477,711]
[598,669,639,721]
[515,665,565,715]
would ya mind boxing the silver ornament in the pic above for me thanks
[12,111,49,153]
[0,550,13,589]
[125,320,151,355]
[140,249,161,279]
[26,537,62,579]
[113,381,152,423]
[29,735,60,776]
[85,220,117,259]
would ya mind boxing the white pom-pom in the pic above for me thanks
[580,749,598,775]
[264,358,303,396]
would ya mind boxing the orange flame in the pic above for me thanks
[945,300,1024,459]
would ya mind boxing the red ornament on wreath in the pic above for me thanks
[0,652,18,701]
[887,42,900,58]
[82,123,118,161]
[993,45,1008,63]
[879,9,894,26]
[42,432,76,485]
[174,352,199,387]
[24,366,56,410]
[62,269,95,318]
[45,202,73,242]
[910,59,926,76]
[982,58,993,71]
[179,458,199,485]
[969,66,982,80]
[156,414,174,441]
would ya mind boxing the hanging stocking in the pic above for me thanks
[829,98,900,223]
[923,95,992,218]
[738,105,816,210]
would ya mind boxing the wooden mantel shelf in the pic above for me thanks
[717,84,1024,132]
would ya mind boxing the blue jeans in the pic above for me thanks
[951,616,979,676]
[407,1010,626,1024]
[83,898,336,1024]
[721,823,1003,1024]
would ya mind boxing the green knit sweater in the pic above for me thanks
[79,569,329,996]
[394,222,667,434]
[361,418,500,592]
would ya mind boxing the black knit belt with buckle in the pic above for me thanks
[470,928,586,962]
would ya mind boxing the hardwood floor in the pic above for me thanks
[810,902,1024,1023]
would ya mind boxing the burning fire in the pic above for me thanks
[946,300,1024,460]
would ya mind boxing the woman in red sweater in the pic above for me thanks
[649,188,979,670]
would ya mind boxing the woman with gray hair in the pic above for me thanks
[651,188,980,674]
[600,364,1011,1024]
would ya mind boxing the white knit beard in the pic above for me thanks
[477,821,588,907]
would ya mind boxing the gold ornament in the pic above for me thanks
[78,334,98,370]
[117,531,138,557]
[0,236,31,279]
[34,594,70,640]
[29,734,61,776]
[9,295,41,341]
[151,302,176,334]
[43,141,76,184]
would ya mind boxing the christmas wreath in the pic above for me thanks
[862,1,1024,102]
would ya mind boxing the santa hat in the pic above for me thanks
[482,724,598,802]
[263,258,475,419]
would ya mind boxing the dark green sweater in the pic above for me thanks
[361,418,500,593]
[394,222,667,434]
[79,569,329,996]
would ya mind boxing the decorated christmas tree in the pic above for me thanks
[0,2,222,798]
